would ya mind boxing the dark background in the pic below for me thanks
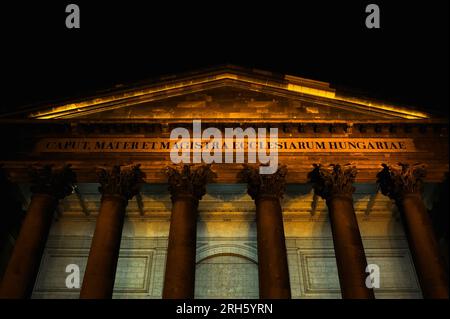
[1,1,448,115]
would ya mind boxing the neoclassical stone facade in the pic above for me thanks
[0,66,448,299]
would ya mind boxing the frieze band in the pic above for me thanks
[36,137,417,153]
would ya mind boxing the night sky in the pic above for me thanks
[1,1,448,115]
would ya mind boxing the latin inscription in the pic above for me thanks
[35,138,417,153]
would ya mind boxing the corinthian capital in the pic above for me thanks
[376,163,427,200]
[308,163,357,200]
[96,164,145,200]
[29,164,77,199]
[165,164,216,201]
[240,164,288,200]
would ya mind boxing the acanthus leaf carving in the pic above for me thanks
[29,164,77,199]
[376,162,427,200]
[165,164,216,201]
[239,164,287,200]
[308,163,357,200]
[96,164,145,200]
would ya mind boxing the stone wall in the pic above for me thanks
[29,183,423,298]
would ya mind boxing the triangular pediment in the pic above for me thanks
[3,66,431,120]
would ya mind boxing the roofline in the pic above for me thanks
[0,65,435,120]
[1,118,447,125]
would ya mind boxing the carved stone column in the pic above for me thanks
[162,164,215,299]
[0,164,76,299]
[377,163,449,299]
[240,164,291,299]
[80,164,144,299]
[309,164,374,299]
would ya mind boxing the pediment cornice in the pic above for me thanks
[0,66,433,120]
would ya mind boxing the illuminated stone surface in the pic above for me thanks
[0,66,447,299]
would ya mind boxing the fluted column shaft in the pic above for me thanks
[241,165,291,299]
[310,164,374,299]
[377,163,449,299]
[0,165,76,299]
[162,164,215,299]
[80,164,144,299]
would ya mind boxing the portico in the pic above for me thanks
[0,66,448,299]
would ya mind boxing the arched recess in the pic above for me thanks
[194,243,258,299]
